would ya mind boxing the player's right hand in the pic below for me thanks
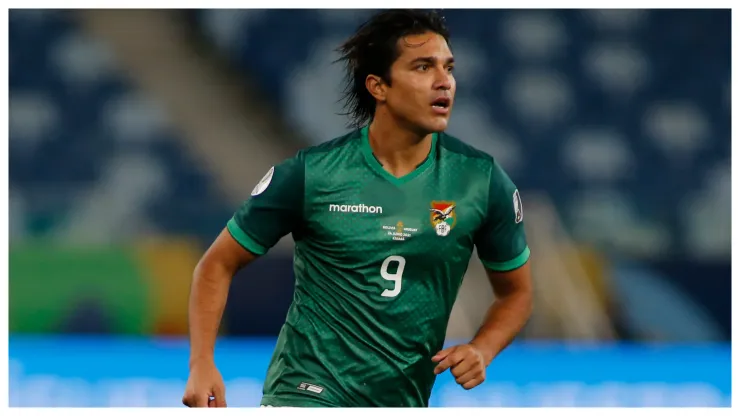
[182,359,227,407]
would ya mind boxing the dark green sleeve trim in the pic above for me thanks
[481,246,530,272]
[227,218,268,256]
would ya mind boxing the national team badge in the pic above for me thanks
[429,201,457,237]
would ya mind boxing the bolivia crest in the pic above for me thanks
[429,201,457,237]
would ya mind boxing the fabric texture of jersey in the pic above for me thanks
[227,126,530,407]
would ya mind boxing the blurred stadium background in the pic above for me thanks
[8,8,731,407]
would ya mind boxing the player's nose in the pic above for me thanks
[433,71,453,91]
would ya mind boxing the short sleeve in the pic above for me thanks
[226,153,304,256]
[474,160,530,272]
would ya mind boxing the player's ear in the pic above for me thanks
[366,74,388,102]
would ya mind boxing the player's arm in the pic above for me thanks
[471,262,532,364]
[470,161,532,364]
[184,156,304,407]
[188,229,257,370]
[433,161,532,389]
[189,157,304,365]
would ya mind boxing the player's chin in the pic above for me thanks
[422,114,451,133]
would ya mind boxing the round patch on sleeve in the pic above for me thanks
[251,166,275,196]
[513,189,523,223]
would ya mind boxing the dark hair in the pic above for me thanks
[335,9,450,128]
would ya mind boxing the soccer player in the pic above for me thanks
[183,9,533,408]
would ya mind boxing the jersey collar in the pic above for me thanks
[359,125,438,186]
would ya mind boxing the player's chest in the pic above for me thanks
[303,179,487,261]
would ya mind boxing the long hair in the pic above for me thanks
[335,9,450,128]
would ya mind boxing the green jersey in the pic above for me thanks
[226,126,530,407]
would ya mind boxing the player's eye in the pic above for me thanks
[447,65,455,73]
[417,64,429,72]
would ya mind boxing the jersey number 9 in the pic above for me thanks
[380,255,406,298]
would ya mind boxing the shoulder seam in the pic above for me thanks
[441,147,492,160]
[437,132,494,161]
[302,130,361,155]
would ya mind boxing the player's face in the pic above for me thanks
[385,32,456,133]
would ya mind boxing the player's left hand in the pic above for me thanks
[432,343,487,390]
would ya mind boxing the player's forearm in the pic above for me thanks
[470,289,533,365]
[188,261,234,368]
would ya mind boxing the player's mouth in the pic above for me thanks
[431,97,451,115]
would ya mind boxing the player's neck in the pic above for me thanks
[367,117,433,178]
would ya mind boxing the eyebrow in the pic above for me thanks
[410,56,455,65]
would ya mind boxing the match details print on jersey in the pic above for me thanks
[226,126,530,407]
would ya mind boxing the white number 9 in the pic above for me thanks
[380,255,406,298]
